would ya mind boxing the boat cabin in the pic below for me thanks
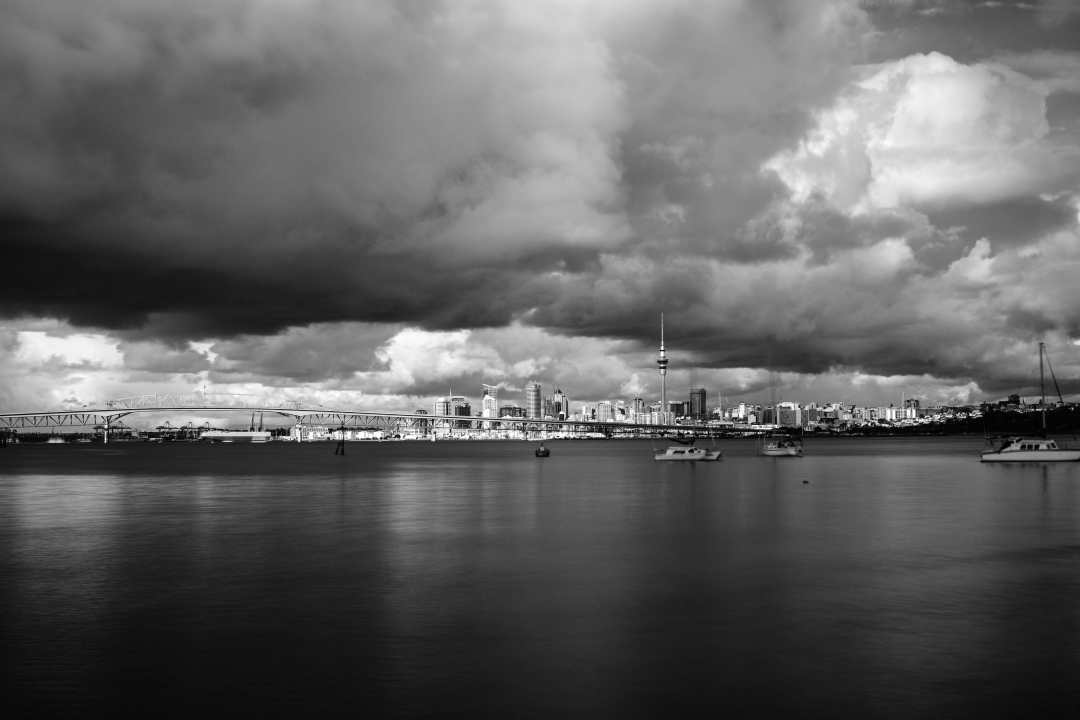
[998,437,1059,452]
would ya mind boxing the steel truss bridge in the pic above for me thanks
[0,393,721,443]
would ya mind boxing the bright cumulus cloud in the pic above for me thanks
[13,331,123,370]
[767,52,1080,212]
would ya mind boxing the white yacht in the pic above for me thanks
[980,436,1080,463]
[654,445,722,462]
[199,430,271,444]
[980,343,1080,463]
[761,433,803,457]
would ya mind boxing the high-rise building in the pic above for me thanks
[450,396,471,428]
[777,401,801,428]
[689,387,706,419]
[596,400,613,422]
[552,388,569,421]
[525,381,542,419]
[481,384,498,419]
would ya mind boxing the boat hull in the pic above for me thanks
[200,431,272,443]
[981,450,1080,462]
[654,446,722,462]
[761,447,802,457]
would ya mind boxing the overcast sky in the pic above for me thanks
[3,0,1080,419]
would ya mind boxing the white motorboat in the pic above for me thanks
[654,445,722,462]
[980,436,1080,463]
[200,430,271,443]
[980,343,1080,463]
[761,434,803,457]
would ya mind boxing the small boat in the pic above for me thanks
[980,343,1080,463]
[761,433,803,457]
[981,436,1080,463]
[535,443,550,457]
[199,430,271,443]
[654,445,722,462]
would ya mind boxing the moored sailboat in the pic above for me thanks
[761,432,803,457]
[653,434,721,461]
[980,343,1080,463]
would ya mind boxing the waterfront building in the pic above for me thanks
[481,385,498,430]
[481,385,498,419]
[733,402,749,421]
[409,408,431,436]
[776,401,802,428]
[614,400,629,422]
[689,387,707,420]
[525,381,542,419]
[499,405,525,418]
[451,396,471,429]
[596,400,614,422]
[552,388,569,421]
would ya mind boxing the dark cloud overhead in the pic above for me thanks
[3,0,1080,411]
[1,0,630,337]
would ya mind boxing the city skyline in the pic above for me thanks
[3,1,1080,416]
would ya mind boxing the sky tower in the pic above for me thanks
[657,313,668,418]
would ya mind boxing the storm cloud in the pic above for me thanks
[3,0,1080,411]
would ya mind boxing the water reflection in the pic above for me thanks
[4,439,1080,716]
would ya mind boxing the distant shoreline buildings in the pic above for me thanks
[424,316,1000,432]
[427,380,993,433]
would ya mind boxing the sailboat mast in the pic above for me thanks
[1039,342,1047,435]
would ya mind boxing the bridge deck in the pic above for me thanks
[0,405,723,435]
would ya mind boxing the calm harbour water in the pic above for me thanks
[3,437,1080,718]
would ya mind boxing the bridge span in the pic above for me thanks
[0,394,722,444]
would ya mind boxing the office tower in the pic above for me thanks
[481,384,498,419]
[525,381,542,419]
[596,400,613,422]
[499,405,525,418]
[689,387,706,420]
[776,401,802,428]
[552,387,569,421]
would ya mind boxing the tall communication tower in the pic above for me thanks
[657,313,668,419]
